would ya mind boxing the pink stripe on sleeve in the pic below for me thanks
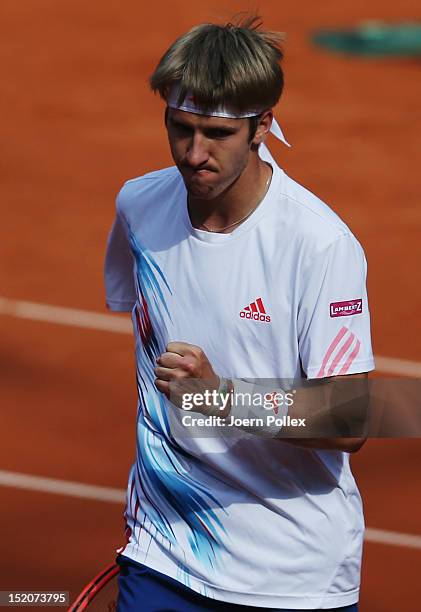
[338,339,361,375]
[316,326,349,378]
[327,332,355,377]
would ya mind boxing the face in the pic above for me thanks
[166,108,254,200]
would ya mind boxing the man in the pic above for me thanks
[105,16,375,611]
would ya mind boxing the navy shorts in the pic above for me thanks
[116,555,358,612]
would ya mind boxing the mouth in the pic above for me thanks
[192,169,213,179]
[182,166,215,178]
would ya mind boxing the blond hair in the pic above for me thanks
[150,15,285,113]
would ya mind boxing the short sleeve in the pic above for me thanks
[297,234,375,379]
[104,208,136,312]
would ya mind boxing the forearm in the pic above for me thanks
[280,378,368,451]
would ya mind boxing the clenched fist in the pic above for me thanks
[154,341,220,412]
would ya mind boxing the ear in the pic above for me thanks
[251,110,273,146]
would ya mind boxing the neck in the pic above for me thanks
[188,153,272,233]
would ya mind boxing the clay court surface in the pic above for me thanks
[0,0,420,610]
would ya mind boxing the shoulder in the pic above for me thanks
[276,169,362,256]
[272,171,369,287]
[116,165,181,217]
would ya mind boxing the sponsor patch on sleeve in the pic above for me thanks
[330,299,362,317]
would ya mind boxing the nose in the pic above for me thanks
[184,133,210,168]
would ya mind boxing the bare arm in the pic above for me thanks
[278,373,369,453]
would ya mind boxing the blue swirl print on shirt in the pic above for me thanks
[128,232,228,570]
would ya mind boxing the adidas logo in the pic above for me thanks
[239,298,271,323]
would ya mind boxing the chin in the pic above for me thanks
[186,183,216,200]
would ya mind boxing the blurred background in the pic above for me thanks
[0,1,420,610]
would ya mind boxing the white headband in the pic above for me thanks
[167,83,291,148]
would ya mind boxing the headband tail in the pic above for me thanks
[270,117,291,148]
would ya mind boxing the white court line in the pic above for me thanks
[0,297,420,376]
[0,470,125,504]
[365,527,421,550]
[0,469,420,550]
[374,356,421,378]
[0,297,132,334]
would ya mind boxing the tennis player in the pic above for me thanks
[105,16,374,611]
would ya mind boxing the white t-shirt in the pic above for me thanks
[105,150,375,609]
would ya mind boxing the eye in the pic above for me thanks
[206,129,234,139]
[171,122,192,135]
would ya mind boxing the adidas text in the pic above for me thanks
[240,312,271,323]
